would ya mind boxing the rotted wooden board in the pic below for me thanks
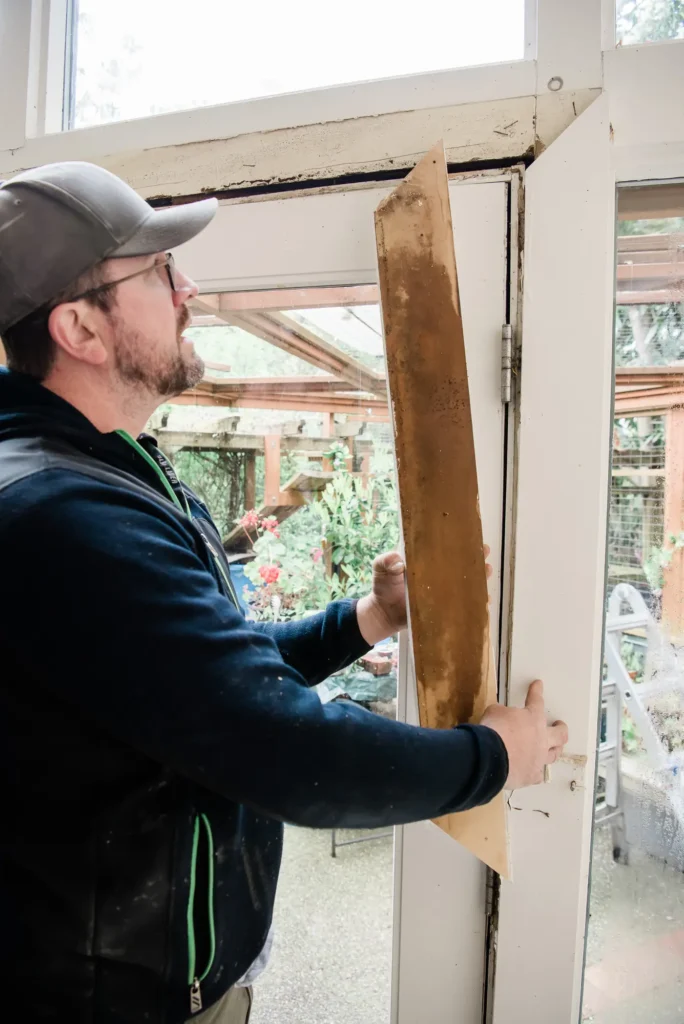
[374,142,510,878]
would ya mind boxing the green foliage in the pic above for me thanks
[622,709,642,754]
[616,220,684,367]
[241,514,330,621]
[187,325,325,378]
[615,303,684,367]
[614,416,665,449]
[174,449,246,537]
[237,445,399,620]
[619,218,684,236]
[617,0,684,43]
[620,636,646,682]
[309,445,399,600]
[643,531,684,590]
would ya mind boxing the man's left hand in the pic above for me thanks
[356,547,494,647]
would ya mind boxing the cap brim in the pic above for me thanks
[111,197,218,258]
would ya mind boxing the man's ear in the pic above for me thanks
[48,303,108,367]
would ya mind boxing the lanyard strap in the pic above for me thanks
[116,429,239,609]
[116,430,192,516]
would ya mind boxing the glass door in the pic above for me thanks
[171,174,513,1023]
[582,184,684,1024]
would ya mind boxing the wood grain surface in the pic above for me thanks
[375,142,510,877]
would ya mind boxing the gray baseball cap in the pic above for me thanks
[0,161,218,333]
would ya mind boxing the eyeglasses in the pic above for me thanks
[68,252,178,303]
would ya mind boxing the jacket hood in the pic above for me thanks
[0,367,155,470]
[0,366,101,442]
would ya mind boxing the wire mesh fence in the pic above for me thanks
[608,415,666,613]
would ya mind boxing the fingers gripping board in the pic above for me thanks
[374,143,510,878]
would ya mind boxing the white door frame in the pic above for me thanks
[175,170,516,1023]
[0,1,681,1017]
[492,95,615,1024]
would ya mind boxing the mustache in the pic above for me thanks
[177,307,191,335]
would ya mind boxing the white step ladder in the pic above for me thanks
[599,584,684,863]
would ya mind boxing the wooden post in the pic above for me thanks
[263,434,281,507]
[345,439,354,474]
[662,406,684,642]
[244,452,256,511]
[321,413,334,472]
[322,412,335,437]
[360,450,371,485]
[375,142,509,877]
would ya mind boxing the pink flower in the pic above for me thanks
[259,564,280,585]
[239,510,260,530]
[311,547,324,563]
[262,517,280,537]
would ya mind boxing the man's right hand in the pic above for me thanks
[480,680,568,790]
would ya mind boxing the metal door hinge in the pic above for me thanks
[485,872,495,916]
[501,324,512,404]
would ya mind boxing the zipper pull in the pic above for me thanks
[190,978,203,1014]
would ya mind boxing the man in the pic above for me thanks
[0,162,567,1024]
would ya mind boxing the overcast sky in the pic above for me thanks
[75,0,525,127]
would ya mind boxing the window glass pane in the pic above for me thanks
[72,0,524,130]
[616,0,684,46]
[149,287,397,1022]
[583,189,684,1023]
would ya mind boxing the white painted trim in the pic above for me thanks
[524,0,539,60]
[615,143,684,184]
[175,174,511,1023]
[26,0,70,138]
[492,96,615,1024]
[390,631,410,1024]
[0,91,547,198]
[17,58,536,159]
[535,0,602,92]
[0,0,32,150]
[601,0,617,51]
[605,41,684,182]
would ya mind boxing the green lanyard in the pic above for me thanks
[116,429,192,517]
[116,429,240,609]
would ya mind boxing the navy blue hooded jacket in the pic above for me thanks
[0,368,507,1022]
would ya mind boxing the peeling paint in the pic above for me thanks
[1,90,601,202]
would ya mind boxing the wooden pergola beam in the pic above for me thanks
[202,360,232,373]
[193,285,379,313]
[171,389,389,417]
[618,184,684,221]
[614,367,684,414]
[616,262,684,282]
[615,390,684,415]
[198,374,373,396]
[616,367,684,387]
[228,310,386,396]
[154,430,374,454]
[175,367,684,419]
[618,233,684,254]
[189,297,386,398]
[617,289,683,305]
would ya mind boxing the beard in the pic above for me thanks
[112,308,204,398]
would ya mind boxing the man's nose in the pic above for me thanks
[173,266,199,302]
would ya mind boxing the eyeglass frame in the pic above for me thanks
[67,252,178,304]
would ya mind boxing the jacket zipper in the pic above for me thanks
[187,813,216,1014]
[203,537,240,609]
